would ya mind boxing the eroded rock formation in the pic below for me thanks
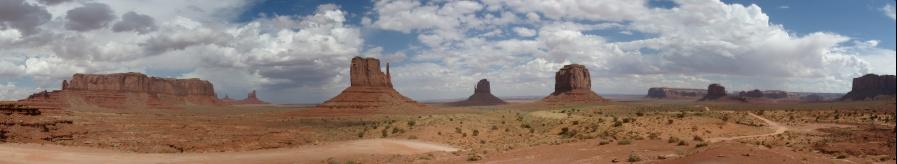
[222,90,269,105]
[543,64,606,103]
[646,87,707,99]
[451,79,506,106]
[17,72,220,109]
[1,103,80,143]
[737,90,789,99]
[841,74,897,100]
[320,57,423,109]
[698,83,747,102]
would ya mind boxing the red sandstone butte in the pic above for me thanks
[17,72,220,109]
[319,57,423,109]
[222,90,269,105]
[450,79,506,106]
[543,64,607,103]
[841,74,897,101]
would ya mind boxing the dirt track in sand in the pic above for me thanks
[708,112,788,143]
[0,139,458,164]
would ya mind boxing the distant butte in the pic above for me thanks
[17,72,220,110]
[222,90,269,105]
[450,79,506,106]
[542,64,607,103]
[841,74,896,100]
[319,57,424,109]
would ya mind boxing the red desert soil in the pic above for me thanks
[0,139,457,164]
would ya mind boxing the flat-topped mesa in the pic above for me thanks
[17,72,220,109]
[451,79,506,106]
[737,89,789,99]
[543,64,606,103]
[646,87,707,99]
[320,57,423,109]
[841,74,897,101]
[65,72,216,97]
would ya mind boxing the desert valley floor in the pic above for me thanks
[1,98,894,164]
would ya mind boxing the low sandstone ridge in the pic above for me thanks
[320,57,423,109]
[543,64,606,103]
[17,72,220,110]
[646,87,707,99]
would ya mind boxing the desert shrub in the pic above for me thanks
[381,128,389,138]
[613,121,623,127]
[521,124,531,129]
[598,140,610,145]
[472,129,479,136]
[667,119,674,125]
[648,132,660,140]
[467,153,483,161]
[572,121,579,125]
[392,128,403,134]
[695,142,708,147]
[618,139,632,145]
[628,154,642,162]
[407,120,416,127]
[491,125,498,130]
[677,140,688,146]
[636,112,645,117]
[668,136,680,143]
[693,135,704,142]
[455,127,462,134]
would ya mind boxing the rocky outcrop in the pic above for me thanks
[1,103,80,143]
[698,83,747,102]
[451,79,506,106]
[646,87,707,99]
[320,57,423,109]
[543,64,606,103]
[841,74,897,100]
[17,72,220,109]
[700,84,727,100]
[737,90,789,99]
[222,90,269,105]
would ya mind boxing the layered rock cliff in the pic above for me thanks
[17,72,220,109]
[841,74,897,100]
[320,57,423,109]
[543,64,606,103]
[451,79,506,106]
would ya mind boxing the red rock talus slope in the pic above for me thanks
[543,64,606,103]
[222,90,269,105]
[1,104,80,143]
[645,87,707,99]
[451,79,506,106]
[17,72,220,109]
[841,74,897,100]
[320,57,423,109]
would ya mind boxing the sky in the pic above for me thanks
[1,0,895,103]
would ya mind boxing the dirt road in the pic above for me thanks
[708,112,788,143]
[0,139,458,164]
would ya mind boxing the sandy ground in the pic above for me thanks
[0,139,458,164]
[708,112,787,142]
